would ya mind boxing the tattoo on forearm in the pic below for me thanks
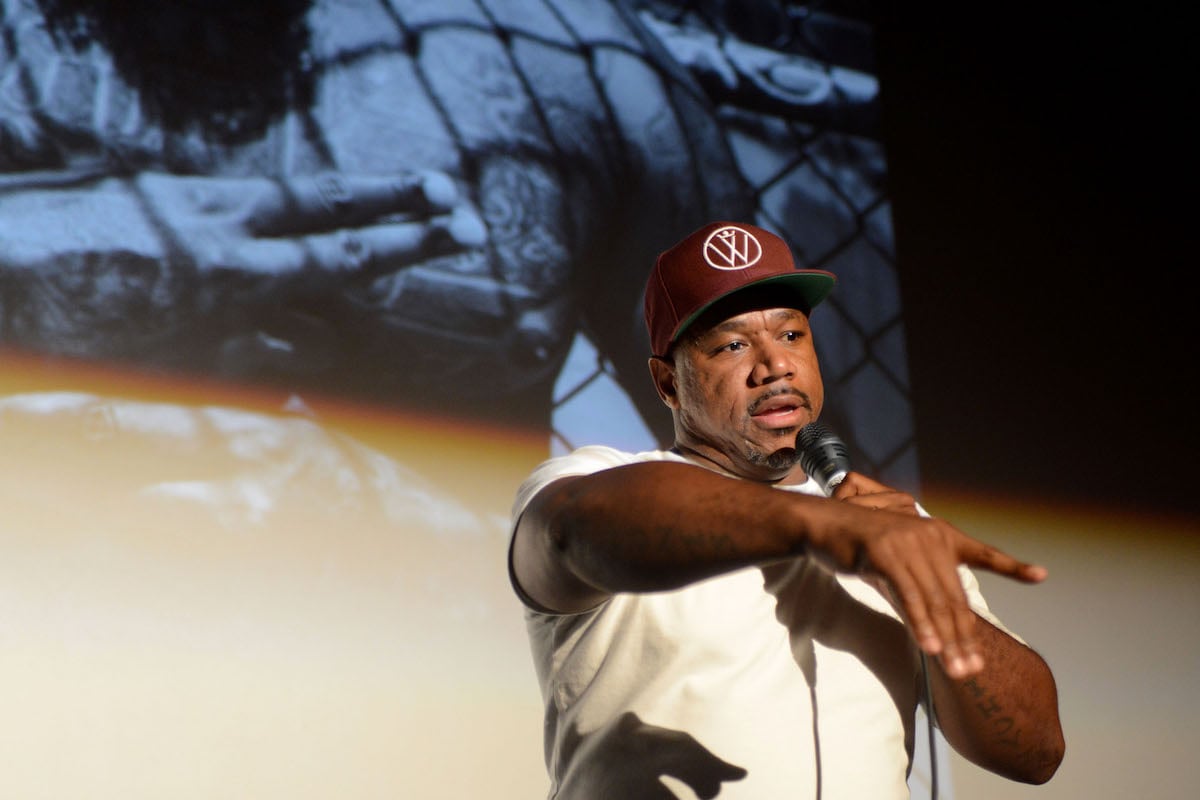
[963,677,1022,749]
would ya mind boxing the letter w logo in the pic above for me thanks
[703,226,762,270]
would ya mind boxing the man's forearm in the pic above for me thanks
[929,615,1065,784]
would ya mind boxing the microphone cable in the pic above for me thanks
[798,422,939,800]
[922,651,939,800]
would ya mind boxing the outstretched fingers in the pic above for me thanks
[867,518,1036,678]
[847,510,1047,678]
[962,539,1049,584]
[884,548,980,677]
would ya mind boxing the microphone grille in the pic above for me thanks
[795,421,833,454]
[796,421,851,492]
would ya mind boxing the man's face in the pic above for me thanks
[652,302,823,484]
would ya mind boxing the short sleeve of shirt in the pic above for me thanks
[508,445,685,612]
[510,445,654,529]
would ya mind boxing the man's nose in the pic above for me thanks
[750,343,794,385]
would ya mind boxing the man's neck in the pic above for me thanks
[669,443,808,486]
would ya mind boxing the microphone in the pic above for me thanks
[796,421,851,495]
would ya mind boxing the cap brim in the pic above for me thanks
[671,271,836,346]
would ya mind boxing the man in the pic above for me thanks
[509,221,1065,799]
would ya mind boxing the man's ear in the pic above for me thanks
[648,356,680,409]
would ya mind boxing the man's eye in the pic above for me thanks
[782,330,804,342]
[719,341,746,353]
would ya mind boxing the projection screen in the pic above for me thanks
[0,1,938,797]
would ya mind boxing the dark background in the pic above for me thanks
[873,28,1195,518]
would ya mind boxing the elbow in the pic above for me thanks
[1038,731,1067,785]
[974,720,1065,785]
[1020,728,1067,785]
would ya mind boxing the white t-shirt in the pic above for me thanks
[509,445,1012,800]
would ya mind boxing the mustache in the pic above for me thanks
[747,388,811,416]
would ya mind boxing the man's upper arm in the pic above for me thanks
[510,475,613,615]
[508,446,636,615]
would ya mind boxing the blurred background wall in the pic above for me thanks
[880,23,1197,799]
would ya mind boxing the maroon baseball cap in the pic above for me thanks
[644,221,836,357]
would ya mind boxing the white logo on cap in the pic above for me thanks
[703,226,762,271]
